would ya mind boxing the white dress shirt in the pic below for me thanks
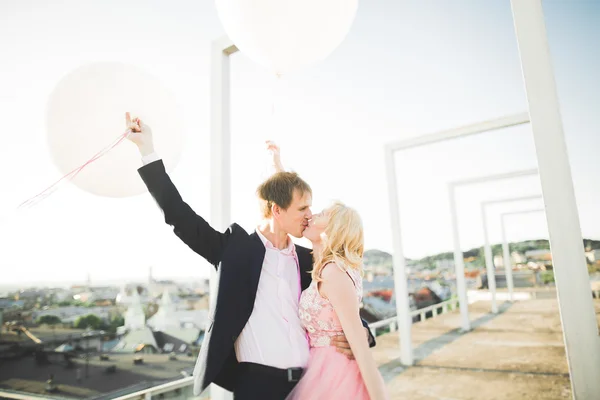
[234,229,309,369]
[141,152,160,166]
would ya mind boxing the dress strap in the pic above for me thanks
[344,268,359,290]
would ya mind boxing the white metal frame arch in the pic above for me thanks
[448,169,538,322]
[481,194,543,303]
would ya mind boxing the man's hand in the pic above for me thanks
[331,334,354,360]
[330,328,370,360]
[125,112,154,157]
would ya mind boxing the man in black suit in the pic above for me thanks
[125,114,375,400]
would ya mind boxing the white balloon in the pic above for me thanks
[46,63,184,198]
[215,0,358,75]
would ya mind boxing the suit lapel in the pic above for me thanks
[247,232,266,303]
[296,247,313,291]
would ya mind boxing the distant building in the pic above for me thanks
[511,252,527,264]
[435,259,454,271]
[116,285,151,306]
[15,289,43,300]
[48,288,72,302]
[525,249,552,260]
[585,249,600,263]
[32,306,111,326]
[148,280,181,299]
[113,289,206,355]
[412,287,443,309]
[72,287,119,304]
[0,298,25,309]
[194,278,210,295]
[123,290,146,332]
[426,281,452,301]
[493,255,505,268]
[493,252,527,269]
[179,295,209,310]
[360,294,401,323]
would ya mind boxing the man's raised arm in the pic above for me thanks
[126,112,230,268]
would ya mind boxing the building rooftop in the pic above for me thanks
[0,352,195,399]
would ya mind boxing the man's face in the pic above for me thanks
[276,190,312,238]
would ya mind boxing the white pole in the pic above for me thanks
[500,217,514,302]
[384,147,414,366]
[481,204,498,313]
[210,38,232,307]
[448,185,471,331]
[210,36,236,400]
[511,1,600,398]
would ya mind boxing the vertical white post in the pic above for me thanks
[210,37,232,309]
[448,185,471,331]
[384,146,414,366]
[481,204,498,313]
[500,217,514,302]
[511,1,600,398]
[210,36,236,400]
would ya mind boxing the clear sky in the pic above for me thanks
[0,0,598,285]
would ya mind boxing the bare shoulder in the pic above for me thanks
[321,263,354,287]
[320,263,360,309]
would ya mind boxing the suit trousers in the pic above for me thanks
[233,362,301,400]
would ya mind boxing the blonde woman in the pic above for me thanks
[267,142,388,400]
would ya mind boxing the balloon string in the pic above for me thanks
[19,130,129,209]
[17,130,131,210]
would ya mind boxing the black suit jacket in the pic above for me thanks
[138,160,375,394]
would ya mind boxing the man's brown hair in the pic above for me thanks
[256,172,312,218]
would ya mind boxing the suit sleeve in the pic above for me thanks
[138,160,229,268]
[361,318,376,348]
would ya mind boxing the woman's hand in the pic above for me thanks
[266,140,284,173]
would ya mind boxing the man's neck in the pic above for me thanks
[258,220,290,250]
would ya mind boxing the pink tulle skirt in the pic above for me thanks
[286,346,371,400]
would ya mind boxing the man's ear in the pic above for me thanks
[271,203,281,218]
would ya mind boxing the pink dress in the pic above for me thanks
[286,266,374,400]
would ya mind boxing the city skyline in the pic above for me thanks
[0,0,598,283]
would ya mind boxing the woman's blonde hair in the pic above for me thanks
[312,201,364,281]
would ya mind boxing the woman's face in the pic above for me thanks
[302,209,329,243]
